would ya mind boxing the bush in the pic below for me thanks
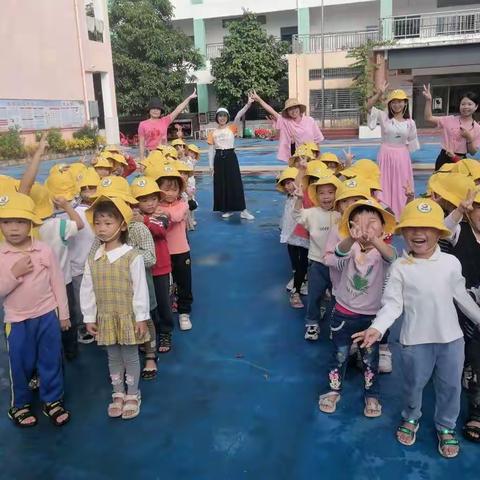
[254,128,274,139]
[0,127,26,160]
[47,128,67,153]
[65,138,95,151]
[73,125,98,142]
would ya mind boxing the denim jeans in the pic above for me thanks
[326,310,379,399]
[305,260,331,327]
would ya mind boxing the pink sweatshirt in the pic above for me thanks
[157,200,189,254]
[0,239,69,323]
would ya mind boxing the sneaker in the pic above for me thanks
[304,325,320,341]
[289,292,304,309]
[379,344,393,373]
[300,281,308,296]
[78,329,95,344]
[179,313,192,331]
[285,277,294,292]
[222,212,234,218]
[240,210,255,220]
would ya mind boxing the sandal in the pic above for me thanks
[141,358,158,380]
[318,392,341,413]
[437,429,460,458]
[8,405,38,428]
[289,292,304,309]
[364,397,382,418]
[463,420,480,443]
[396,419,419,446]
[158,333,172,354]
[122,392,141,420]
[108,393,125,418]
[43,400,70,427]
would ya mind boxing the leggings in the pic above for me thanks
[106,345,140,395]
[287,244,309,293]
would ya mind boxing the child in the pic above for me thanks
[154,163,194,331]
[171,139,187,159]
[175,160,198,231]
[80,196,149,419]
[277,167,309,308]
[293,174,341,340]
[353,198,480,458]
[0,192,71,427]
[130,176,174,357]
[319,198,396,417]
[102,145,137,178]
[319,152,342,174]
[186,144,200,169]
[93,156,114,178]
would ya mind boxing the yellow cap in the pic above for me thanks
[146,150,167,164]
[303,142,320,153]
[155,145,166,152]
[164,146,178,159]
[387,89,408,103]
[320,152,341,165]
[93,156,113,169]
[395,198,450,237]
[301,160,329,189]
[334,178,371,206]
[339,198,396,238]
[85,195,133,227]
[30,183,54,220]
[453,158,480,181]
[101,152,127,166]
[49,163,71,175]
[130,176,160,199]
[77,167,101,189]
[93,176,138,205]
[154,162,185,191]
[288,146,316,167]
[0,192,42,225]
[437,163,457,173]
[45,170,79,201]
[68,162,87,183]
[276,167,299,193]
[187,144,200,155]
[354,174,382,192]
[0,175,19,194]
[307,174,342,206]
[174,160,193,173]
[103,145,122,154]
[171,139,186,147]
[341,159,380,179]
[428,172,475,207]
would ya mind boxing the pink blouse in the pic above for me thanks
[434,115,480,154]
[138,115,172,149]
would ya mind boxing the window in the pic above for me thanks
[85,0,104,42]
[309,67,361,81]
[309,89,360,120]
[437,14,479,35]
[280,26,298,44]
[222,15,266,28]
[394,15,420,39]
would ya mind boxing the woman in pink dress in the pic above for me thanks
[138,90,197,161]
[367,82,419,219]
[251,92,324,162]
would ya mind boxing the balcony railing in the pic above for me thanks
[206,43,224,60]
[292,30,380,54]
[382,8,480,45]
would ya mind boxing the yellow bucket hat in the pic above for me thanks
[339,198,396,239]
[45,170,79,201]
[146,150,167,164]
[301,160,329,189]
[307,174,342,206]
[164,146,178,159]
[353,174,382,192]
[171,139,186,147]
[68,162,87,183]
[187,144,200,155]
[154,162,185,191]
[341,159,380,179]
[30,183,54,220]
[93,156,114,170]
[334,178,371,207]
[77,167,101,189]
[387,89,408,103]
[101,152,127,166]
[428,172,475,207]
[0,175,19,194]
[276,167,299,193]
[437,163,456,173]
[49,163,71,175]
[0,192,43,225]
[395,198,450,238]
[288,145,316,167]
[130,176,160,199]
[453,158,480,181]
[303,142,320,153]
[174,160,194,173]
[103,145,122,154]
[85,195,133,227]
[93,176,138,205]
[155,145,166,152]
[320,152,341,165]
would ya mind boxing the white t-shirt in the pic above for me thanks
[38,217,78,284]
[69,205,96,278]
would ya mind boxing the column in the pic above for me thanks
[380,0,393,41]
[297,7,310,54]
[193,17,209,114]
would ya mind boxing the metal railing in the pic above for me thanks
[206,43,224,60]
[382,8,480,42]
[292,30,379,54]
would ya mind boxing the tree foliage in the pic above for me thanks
[109,0,203,117]
[211,12,289,111]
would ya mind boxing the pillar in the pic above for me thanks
[297,7,310,53]
[193,17,209,113]
[380,0,393,41]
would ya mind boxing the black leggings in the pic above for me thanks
[287,244,309,293]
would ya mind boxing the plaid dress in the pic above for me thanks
[89,248,150,346]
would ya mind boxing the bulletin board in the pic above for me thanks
[0,99,86,132]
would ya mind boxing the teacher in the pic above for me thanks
[251,91,324,162]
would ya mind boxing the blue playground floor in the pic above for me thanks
[0,144,479,479]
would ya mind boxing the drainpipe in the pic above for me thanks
[73,0,90,124]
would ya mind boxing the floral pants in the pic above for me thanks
[326,309,380,399]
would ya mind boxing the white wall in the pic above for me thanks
[393,0,480,16]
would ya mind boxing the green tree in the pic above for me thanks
[211,12,289,111]
[109,0,203,117]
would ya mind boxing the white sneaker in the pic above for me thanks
[78,329,95,344]
[304,325,320,341]
[378,344,393,373]
[179,313,192,331]
[240,209,255,220]
[300,281,308,296]
[285,277,294,292]
[222,212,234,218]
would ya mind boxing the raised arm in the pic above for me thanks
[233,95,254,125]
[250,90,280,120]
[169,89,197,122]
[366,81,388,113]
[18,132,48,194]
[422,84,437,125]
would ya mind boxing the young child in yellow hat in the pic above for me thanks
[318,198,396,417]
[353,198,480,458]
[80,196,149,420]
[0,192,71,427]
[186,144,200,169]
[175,160,198,231]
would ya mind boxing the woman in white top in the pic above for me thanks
[208,96,255,220]
[367,82,420,219]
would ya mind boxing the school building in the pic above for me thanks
[0,0,119,144]
[171,0,480,130]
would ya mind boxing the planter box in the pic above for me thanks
[359,125,381,140]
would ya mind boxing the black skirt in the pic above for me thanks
[213,149,246,212]
[435,149,466,171]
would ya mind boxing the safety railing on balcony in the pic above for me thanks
[206,43,224,60]
[292,30,380,54]
[382,8,480,44]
